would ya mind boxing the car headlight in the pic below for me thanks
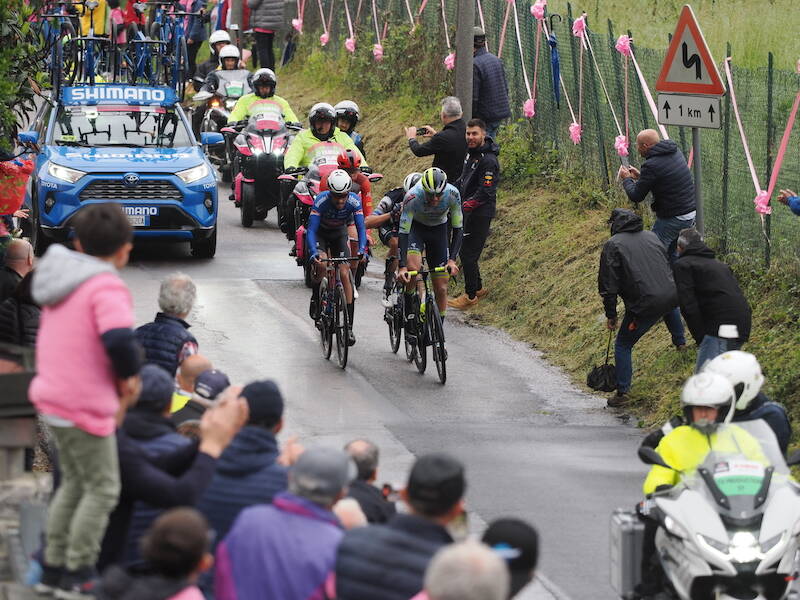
[47,162,86,183]
[177,163,210,184]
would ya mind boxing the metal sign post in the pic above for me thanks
[692,127,703,234]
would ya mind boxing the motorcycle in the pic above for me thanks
[612,420,800,600]
[221,99,301,228]
[279,164,382,288]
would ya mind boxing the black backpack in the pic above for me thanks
[587,331,617,392]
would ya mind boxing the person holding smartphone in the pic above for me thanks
[404,97,467,184]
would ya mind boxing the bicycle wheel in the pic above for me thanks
[63,37,80,85]
[51,37,63,97]
[319,279,333,360]
[412,295,427,374]
[427,297,447,384]
[387,279,402,354]
[334,285,349,369]
[174,36,188,99]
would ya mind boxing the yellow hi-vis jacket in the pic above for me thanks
[283,127,366,170]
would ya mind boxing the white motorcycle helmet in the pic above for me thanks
[680,372,736,434]
[308,102,336,141]
[703,351,765,412]
[327,169,353,195]
[334,100,361,132]
[403,172,422,192]
[209,30,231,47]
[218,45,240,68]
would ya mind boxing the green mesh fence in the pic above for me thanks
[299,0,800,268]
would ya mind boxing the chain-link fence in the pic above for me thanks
[297,0,800,268]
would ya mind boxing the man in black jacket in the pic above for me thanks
[449,119,499,310]
[405,97,467,183]
[598,209,681,406]
[335,453,464,600]
[472,28,511,140]
[673,227,752,371]
[344,439,396,524]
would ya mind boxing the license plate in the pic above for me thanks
[127,215,149,226]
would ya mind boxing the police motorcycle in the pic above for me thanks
[222,99,301,228]
[611,377,800,600]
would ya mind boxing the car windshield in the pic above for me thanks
[52,106,193,148]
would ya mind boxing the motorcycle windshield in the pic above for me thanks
[681,421,790,522]
[249,99,285,133]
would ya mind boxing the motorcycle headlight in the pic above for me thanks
[729,531,761,563]
[272,146,285,156]
[47,162,86,183]
[664,516,688,539]
[176,164,210,184]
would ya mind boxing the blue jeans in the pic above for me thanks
[652,215,695,263]
[615,311,686,394]
[695,335,742,373]
[485,119,503,140]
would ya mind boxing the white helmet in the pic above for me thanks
[681,372,736,433]
[703,351,765,411]
[334,100,361,120]
[218,45,240,61]
[308,102,336,140]
[327,169,352,195]
[403,172,422,192]
[209,30,231,46]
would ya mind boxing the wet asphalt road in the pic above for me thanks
[122,188,649,600]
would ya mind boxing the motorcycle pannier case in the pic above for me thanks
[610,509,643,599]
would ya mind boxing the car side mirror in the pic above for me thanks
[787,450,800,467]
[200,132,225,146]
[638,446,676,471]
[18,131,39,146]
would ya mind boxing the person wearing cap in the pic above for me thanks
[196,380,289,548]
[120,365,194,564]
[672,227,752,372]
[344,439,396,524]
[214,446,356,600]
[334,452,466,600]
[171,368,230,426]
[482,518,539,598]
[472,27,511,141]
[171,354,213,414]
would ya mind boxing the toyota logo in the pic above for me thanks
[123,172,140,187]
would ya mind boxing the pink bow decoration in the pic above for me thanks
[319,32,330,45]
[569,122,582,144]
[572,14,586,38]
[523,98,535,118]
[444,52,455,70]
[615,35,632,57]
[614,135,629,157]
[373,43,384,60]
[754,190,772,215]
[345,36,356,52]
[292,18,303,32]
[530,0,546,20]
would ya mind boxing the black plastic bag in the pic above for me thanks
[587,331,617,392]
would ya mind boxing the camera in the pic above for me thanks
[416,127,428,136]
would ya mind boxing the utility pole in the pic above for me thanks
[230,0,244,50]
[454,0,475,120]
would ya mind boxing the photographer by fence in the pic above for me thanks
[405,97,467,184]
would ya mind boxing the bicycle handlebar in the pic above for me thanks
[318,255,364,263]
[407,266,448,276]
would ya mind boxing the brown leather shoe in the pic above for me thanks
[607,392,628,408]
[448,294,478,310]
[475,288,489,299]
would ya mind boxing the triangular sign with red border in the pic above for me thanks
[655,5,725,96]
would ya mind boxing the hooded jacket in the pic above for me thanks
[672,240,751,345]
[457,137,500,218]
[622,140,696,219]
[196,426,288,545]
[95,564,202,600]
[598,209,678,320]
[29,244,138,437]
[247,0,284,31]
[472,47,511,123]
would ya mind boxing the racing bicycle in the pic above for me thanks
[316,255,362,369]
[404,265,448,384]
[146,0,203,98]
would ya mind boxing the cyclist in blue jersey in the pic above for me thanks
[307,169,367,346]
[397,167,463,324]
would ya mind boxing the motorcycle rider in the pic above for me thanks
[365,172,422,300]
[227,68,299,125]
[192,44,249,137]
[194,30,232,91]
[306,170,367,346]
[334,100,365,157]
[640,351,791,455]
[637,372,768,599]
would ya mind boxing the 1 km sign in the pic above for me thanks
[655,5,725,96]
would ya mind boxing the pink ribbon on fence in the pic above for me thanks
[292,0,306,32]
[403,0,414,26]
[524,16,543,118]
[510,0,534,113]
[569,13,587,143]
[614,35,631,157]
[417,0,428,17]
[440,0,454,69]
[629,50,669,140]
[497,0,513,59]
[371,0,383,60]
[476,0,489,52]
[343,0,356,52]
[317,0,329,45]
[584,22,624,153]
[530,0,545,21]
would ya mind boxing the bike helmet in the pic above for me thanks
[403,172,423,192]
[218,45,240,68]
[209,30,231,47]
[334,100,361,132]
[250,68,277,98]
[680,372,736,434]
[420,167,447,195]
[337,148,361,171]
[703,351,765,412]
[308,102,336,141]
[327,169,353,195]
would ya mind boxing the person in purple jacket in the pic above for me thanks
[214,447,356,600]
[778,189,800,216]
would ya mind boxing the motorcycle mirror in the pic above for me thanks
[637,446,676,471]
[788,451,800,467]
[193,91,212,103]
[220,127,237,135]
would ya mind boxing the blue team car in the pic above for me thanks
[19,84,224,258]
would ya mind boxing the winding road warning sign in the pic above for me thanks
[655,5,725,96]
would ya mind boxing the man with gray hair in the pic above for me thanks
[135,272,199,376]
[345,439,396,523]
[423,540,510,600]
[0,238,33,303]
[214,446,356,599]
[405,96,468,183]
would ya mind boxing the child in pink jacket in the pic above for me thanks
[30,203,143,596]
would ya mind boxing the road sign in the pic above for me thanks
[655,5,725,96]
[657,94,721,129]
